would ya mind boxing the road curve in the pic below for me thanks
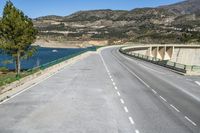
[101,47,200,133]
[0,46,199,133]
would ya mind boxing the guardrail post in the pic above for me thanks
[184,65,186,70]
[119,46,200,74]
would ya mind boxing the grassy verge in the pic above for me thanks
[0,72,17,87]
[0,69,39,88]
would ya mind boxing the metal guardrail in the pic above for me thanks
[119,47,200,74]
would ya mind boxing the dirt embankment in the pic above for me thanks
[33,39,108,48]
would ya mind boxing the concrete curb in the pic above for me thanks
[0,51,96,103]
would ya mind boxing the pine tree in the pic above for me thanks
[0,1,37,75]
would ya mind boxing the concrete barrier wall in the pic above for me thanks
[120,45,200,75]
[122,45,200,65]
[171,48,200,66]
[133,50,147,55]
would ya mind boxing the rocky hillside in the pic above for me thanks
[34,0,200,45]
[160,0,200,14]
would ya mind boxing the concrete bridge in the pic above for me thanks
[1,46,200,132]
[123,45,174,60]
[122,45,200,65]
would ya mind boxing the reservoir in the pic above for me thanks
[0,47,88,70]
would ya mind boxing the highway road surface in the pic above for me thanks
[0,46,200,133]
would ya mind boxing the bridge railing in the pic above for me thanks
[120,47,200,74]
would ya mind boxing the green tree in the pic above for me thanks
[0,1,37,75]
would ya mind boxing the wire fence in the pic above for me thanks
[0,46,99,87]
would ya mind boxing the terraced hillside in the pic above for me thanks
[34,0,200,46]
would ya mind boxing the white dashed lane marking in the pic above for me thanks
[159,96,167,102]
[101,53,142,133]
[124,106,129,113]
[151,89,157,94]
[114,86,118,90]
[117,91,121,96]
[120,98,125,104]
[170,104,180,113]
[184,116,197,126]
[109,52,199,128]
[128,117,135,125]
[135,130,140,133]
[112,55,150,88]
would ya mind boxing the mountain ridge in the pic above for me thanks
[34,0,200,46]
[159,0,200,14]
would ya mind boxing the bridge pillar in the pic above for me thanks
[157,46,165,60]
[165,46,173,60]
[151,47,157,58]
[146,47,151,56]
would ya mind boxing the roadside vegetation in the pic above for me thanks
[0,1,37,88]
[0,1,37,76]
[0,67,38,87]
[34,0,200,45]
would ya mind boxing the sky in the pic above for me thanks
[0,0,184,18]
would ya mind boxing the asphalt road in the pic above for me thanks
[0,46,200,133]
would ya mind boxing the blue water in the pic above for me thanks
[0,47,87,70]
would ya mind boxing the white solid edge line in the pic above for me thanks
[170,104,180,112]
[184,116,197,126]
[121,53,165,75]
[159,96,167,102]
[120,99,125,104]
[116,49,200,103]
[100,46,198,129]
[139,62,165,75]
[124,106,129,113]
[112,54,150,88]
[0,68,62,105]
[128,117,135,125]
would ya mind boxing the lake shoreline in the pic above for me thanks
[33,39,108,48]
[0,47,86,70]
[0,51,95,103]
